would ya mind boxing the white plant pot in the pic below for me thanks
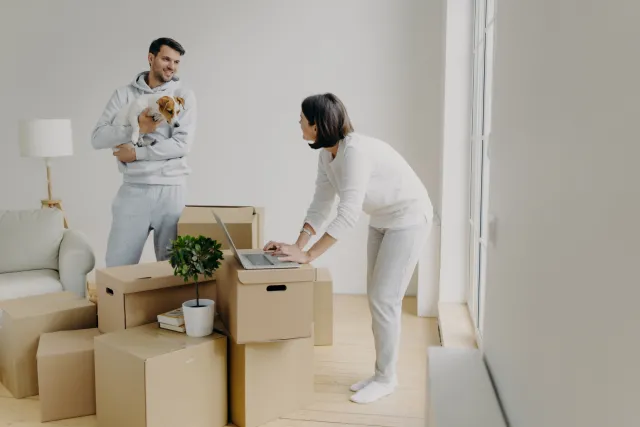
[182,299,215,338]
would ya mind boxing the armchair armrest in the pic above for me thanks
[59,229,96,297]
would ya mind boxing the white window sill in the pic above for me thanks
[437,302,478,349]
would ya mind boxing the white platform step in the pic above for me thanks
[427,347,507,427]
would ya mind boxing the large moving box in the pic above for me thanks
[314,268,334,346]
[229,335,314,427]
[178,205,265,250]
[209,317,314,427]
[37,328,100,422]
[216,254,315,344]
[95,261,216,333]
[95,322,228,427]
[0,292,97,398]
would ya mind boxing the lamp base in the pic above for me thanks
[41,199,68,228]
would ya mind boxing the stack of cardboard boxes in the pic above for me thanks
[0,292,97,398]
[217,250,316,427]
[0,205,334,427]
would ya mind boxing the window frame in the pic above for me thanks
[468,0,496,340]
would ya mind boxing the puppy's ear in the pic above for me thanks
[157,96,170,110]
[176,97,185,108]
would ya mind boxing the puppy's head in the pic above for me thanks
[157,96,184,127]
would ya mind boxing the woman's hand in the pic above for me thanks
[272,243,312,264]
[263,240,285,252]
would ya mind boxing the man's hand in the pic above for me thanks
[113,143,137,163]
[138,108,161,134]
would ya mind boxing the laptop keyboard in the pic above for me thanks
[245,254,273,266]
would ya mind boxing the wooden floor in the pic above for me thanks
[0,295,440,427]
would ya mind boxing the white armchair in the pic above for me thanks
[0,208,95,301]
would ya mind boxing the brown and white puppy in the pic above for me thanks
[113,93,185,145]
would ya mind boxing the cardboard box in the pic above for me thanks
[0,291,97,398]
[37,328,100,422]
[217,254,315,344]
[86,278,97,305]
[95,261,216,333]
[177,205,265,250]
[229,334,314,427]
[95,322,227,427]
[314,268,334,346]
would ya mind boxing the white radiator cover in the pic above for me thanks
[427,347,507,427]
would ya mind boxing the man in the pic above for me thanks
[91,37,197,267]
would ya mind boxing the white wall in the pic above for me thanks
[482,1,640,426]
[0,0,443,295]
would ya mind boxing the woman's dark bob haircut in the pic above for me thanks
[302,93,354,149]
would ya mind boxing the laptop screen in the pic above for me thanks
[211,210,242,263]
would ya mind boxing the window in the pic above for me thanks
[468,0,496,338]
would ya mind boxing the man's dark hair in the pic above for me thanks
[149,37,186,56]
[302,93,354,150]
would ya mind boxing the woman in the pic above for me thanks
[265,93,433,404]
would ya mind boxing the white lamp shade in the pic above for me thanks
[19,119,73,158]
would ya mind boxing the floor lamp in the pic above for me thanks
[19,119,73,228]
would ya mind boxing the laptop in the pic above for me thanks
[212,210,300,270]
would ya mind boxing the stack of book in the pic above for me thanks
[157,307,185,332]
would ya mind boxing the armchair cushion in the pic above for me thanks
[0,270,63,301]
[59,229,95,297]
[0,209,65,274]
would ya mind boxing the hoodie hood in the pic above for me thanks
[130,71,180,94]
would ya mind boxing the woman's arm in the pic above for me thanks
[263,156,335,253]
[303,155,337,236]
[295,223,315,249]
[275,146,372,264]
[324,146,372,240]
[305,232,337,261]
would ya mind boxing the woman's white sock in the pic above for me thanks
[350,376,375,392]
[349,381,396,404]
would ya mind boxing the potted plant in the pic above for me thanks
[168,234,224,337]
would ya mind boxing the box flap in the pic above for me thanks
[315,267,332,282]
[37,328,100,357]
[98,261,177,282]
[0,291,93,319]
[223,256,315,284]
[210,206,255,223]
[236,267,316,285]
[96,261,214,294]
[180,205,256,225]
[94,322,225,361]
[178,206,262,251]
[178,206,214,224]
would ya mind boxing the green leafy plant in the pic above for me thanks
[168,235,224,307]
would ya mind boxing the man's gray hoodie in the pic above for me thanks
[91,71,197,185]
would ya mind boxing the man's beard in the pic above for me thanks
[154,69,172,83]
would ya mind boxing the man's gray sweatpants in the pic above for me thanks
[105,182,186,268]
[367,216,431,385]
